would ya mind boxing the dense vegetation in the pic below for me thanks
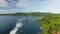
[0,12,54,16]
[37,14,60,34]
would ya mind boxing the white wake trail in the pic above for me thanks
[9,18,25,34]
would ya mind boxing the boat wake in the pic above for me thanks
[9,18,25,34]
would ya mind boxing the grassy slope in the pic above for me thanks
[36,14,60,34]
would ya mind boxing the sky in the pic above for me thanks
[0,0,60,14]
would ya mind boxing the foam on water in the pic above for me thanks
[9,18,24,34]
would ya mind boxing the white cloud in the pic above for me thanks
[0,0,60,13]
[16,0,60,13]
[42,0,60,13]
[16,0,28,7]
[16,0,37,7]
[0,9,19,14]
[0,0,8,6]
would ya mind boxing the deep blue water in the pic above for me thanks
[0,16,41,34]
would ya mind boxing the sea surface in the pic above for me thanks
[0,16,42,34]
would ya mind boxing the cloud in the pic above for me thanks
[0,9,19,14]
[16,0,28,7]
[42,0,60,13]
[5,0,19,6]
[0,0,60,13]
[16,0,60,13]
[0,0,8,6]
[16,0,39,7]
